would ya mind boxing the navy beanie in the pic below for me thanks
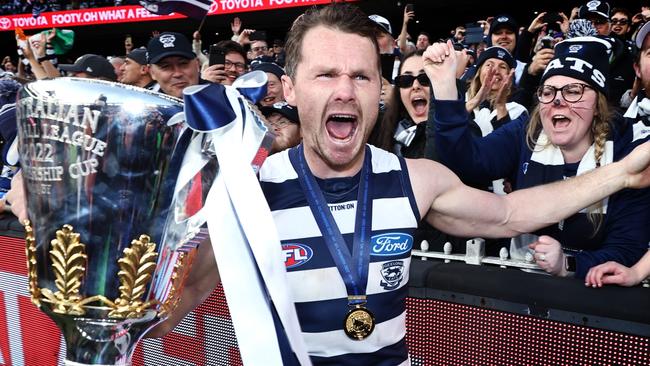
[540,36,611,96]
[475,46,516,69]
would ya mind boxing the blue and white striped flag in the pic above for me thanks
[140,0,211,20]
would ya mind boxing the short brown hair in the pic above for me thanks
[284,4,381,79]
[215,40,246,62]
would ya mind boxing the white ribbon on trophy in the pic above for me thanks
[175,72,311,366]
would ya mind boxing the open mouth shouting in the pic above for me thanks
[411,96,428,117]
[551,114,571,128]
[326,113,358,142]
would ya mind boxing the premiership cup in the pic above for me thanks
[15,78,201,365]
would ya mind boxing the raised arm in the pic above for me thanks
[407,140,650,238]
[398,6,414,54]
[424,41,523,184]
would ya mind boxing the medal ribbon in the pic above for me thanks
[289,144,373,307]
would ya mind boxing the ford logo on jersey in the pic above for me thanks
[282,243,313,269]
[371,233,413,256]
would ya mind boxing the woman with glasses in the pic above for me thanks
[426,37,650,279]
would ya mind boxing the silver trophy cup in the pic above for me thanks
[16,78,200,365]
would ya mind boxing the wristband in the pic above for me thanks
[37,54,57,63]
[564,255,576,273]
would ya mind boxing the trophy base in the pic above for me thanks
[42,305,158,366]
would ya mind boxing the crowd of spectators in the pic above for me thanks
[2,1,650,288]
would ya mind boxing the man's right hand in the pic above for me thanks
[201,64,228,84]
[231,17,242,36]
[5,171,26,223]
[527,48,554,76]
[621,141,650,190]
[528,12,547,33]
[237,29,255,45]
[403,6,414,25]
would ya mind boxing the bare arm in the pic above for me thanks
[41,60,59,78]
[146,239,220,337]
[407,141,650,238]
[20,42,47,80]
[41,30,60,78]
[398,7,413,54]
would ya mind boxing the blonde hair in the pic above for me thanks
[525,93,611,234]
[467,62,511,109]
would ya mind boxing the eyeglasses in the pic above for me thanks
[610,18,629,25]
[536,83,594,104]
[225,60,246,71]
[251,46,268,53]
[394,73,430,88]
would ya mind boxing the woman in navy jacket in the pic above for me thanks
[426,36,650,279]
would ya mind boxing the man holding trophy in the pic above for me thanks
[147,4,650,366]
[9,3,650,366]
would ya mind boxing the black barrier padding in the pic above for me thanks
[0,214,25,238]
[410,259,650,324]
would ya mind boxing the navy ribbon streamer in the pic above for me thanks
[184,84,236,132]
[183,73,268,133]
[233,70,268,104]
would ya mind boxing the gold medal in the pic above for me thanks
[343,305,375,340]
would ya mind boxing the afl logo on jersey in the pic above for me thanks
[371,233,413,256]
[282,243,313,269]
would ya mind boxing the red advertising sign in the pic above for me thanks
[0,0,349,32]
[0,6,184,32]
[207,0,345,15]
[0,236,63,366]
[0,234,241,366]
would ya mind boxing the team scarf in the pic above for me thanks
[520,130,611,215]
[470,99,528,137]
[623,91,650,143]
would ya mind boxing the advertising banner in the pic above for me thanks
[0,0,345,32]
[0,235,241,366]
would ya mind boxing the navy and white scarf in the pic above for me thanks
[520,131,612,214]
[624,93,650,143]
[510,131,612,260]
